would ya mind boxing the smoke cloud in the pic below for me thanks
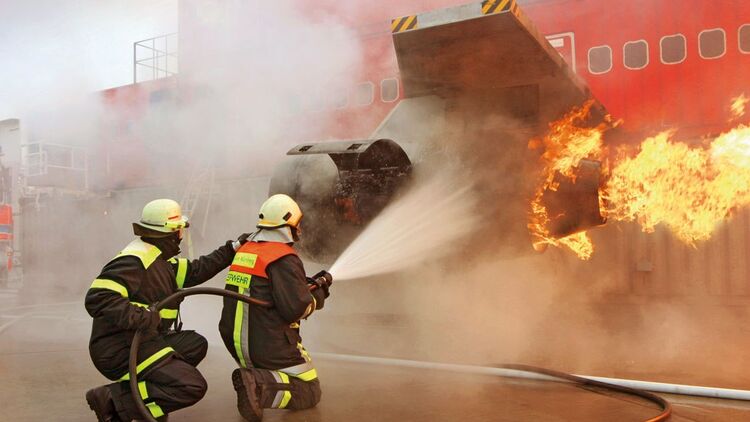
[3,0,749,399]
[0,0,178,119]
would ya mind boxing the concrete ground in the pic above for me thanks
[2,295,750,421]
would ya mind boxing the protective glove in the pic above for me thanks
[137,306,161,331]
[308,270,333,298]
[238,233,252,245]
[233,233,252,251]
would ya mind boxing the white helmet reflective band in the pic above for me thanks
[136,199,189,233]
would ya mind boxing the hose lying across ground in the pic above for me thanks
[129,288,670,422]
[495,364,672,422]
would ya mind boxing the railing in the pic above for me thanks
[21,143,88,193]
[133,33,178,83]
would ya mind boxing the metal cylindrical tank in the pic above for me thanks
[270,139,412,263]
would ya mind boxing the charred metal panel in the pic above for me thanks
[542,160,606,238]
[272,140,412,261]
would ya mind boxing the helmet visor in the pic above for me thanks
[164,218,190,230]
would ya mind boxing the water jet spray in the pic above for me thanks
[328,172,480,281]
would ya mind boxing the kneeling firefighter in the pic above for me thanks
[219,194,332,421]
[85,199,248,421]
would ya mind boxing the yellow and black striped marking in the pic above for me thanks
[481,0,516,15]
[391,15,418,33]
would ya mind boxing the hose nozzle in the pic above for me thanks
[310,270,333,290]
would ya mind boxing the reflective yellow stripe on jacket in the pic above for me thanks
[169,257,189,288]
[233,286,248,368]
[89,280,177,319]
[227,251,256,369]
[117,238,162,269]
[90,279,129,298]
[131,302,179,320]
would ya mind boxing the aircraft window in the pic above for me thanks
[381,78,399,102]
[354,82,374,106]
[740,25,750,54]
[699,28,726,59]
[588,45,612,74]
[331,88,348,109]
[623,40,649,69]
[660,34,686,64]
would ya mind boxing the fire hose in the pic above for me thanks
[493,364,672,422]
[313,353,673,421]
[129,281,670,422]
[129,279,325,422]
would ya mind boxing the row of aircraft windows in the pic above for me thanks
[316,78,399,111]
[588,24,750,74]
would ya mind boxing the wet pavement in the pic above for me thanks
[2,298,750,421]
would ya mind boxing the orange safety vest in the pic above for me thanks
[226,241,297,289]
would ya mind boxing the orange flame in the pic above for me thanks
[532,96,750,259]
[528,100,615,259]
[730,93,749,121]
[606,125,750,245]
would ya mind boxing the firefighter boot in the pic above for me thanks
[232,368,264,422]
[86,386,121,422]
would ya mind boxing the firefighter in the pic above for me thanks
[218,194,332,421]
[85,198,248,421]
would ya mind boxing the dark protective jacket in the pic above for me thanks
[85,237,236,380]
[219,241,325,370]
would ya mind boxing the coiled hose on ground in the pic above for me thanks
[129,288,671,422]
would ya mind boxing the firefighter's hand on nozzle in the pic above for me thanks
[313,270,333,285]
[309,270,333,297]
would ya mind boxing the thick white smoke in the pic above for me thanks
[0,0,178,119]
[133,1,363,180]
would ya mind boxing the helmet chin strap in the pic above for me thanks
[291,226,300,242]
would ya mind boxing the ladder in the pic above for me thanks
[180,163,216,259]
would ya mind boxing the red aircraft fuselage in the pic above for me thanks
[99,0,750,188]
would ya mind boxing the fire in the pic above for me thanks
[531,96,750,258]
[536,100,608,179]
[605,129,744,243]
[528,100,614,260]
[730,93,749,121]
[606,126,750,244]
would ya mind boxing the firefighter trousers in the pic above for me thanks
[247,367,321,410]
[109,330,209,420]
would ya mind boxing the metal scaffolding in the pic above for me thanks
[133,33,178,83]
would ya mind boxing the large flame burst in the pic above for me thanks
[606,126,750,245]
[528,100,617,259]
[531,95,750,258]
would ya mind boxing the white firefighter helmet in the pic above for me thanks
[135,199,189,233]
[257,194,302,230]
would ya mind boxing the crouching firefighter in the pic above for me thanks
[219,194,333,421]
[85,199,248,421]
